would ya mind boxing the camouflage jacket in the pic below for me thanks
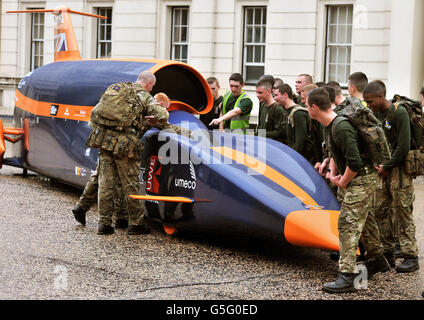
[86,82,169,159]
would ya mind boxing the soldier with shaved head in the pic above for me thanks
[255,79,285,142]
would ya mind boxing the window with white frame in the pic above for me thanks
[171,7,189,63]
[243,6,266,84]
[325,5,353,86]
[96,7,112,58]
[30,11,44,70]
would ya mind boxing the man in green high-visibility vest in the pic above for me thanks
[209,73,253,134]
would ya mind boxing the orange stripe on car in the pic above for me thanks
[129,195,194,203]
[15,91,93,122]
[210,146,319,208]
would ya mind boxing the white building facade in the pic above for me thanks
[1,0,423,121]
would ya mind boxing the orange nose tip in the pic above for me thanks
[284,210,340,251]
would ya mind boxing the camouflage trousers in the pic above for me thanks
[98,150,144,226]
[374,166,418,257]
[337,171,383,273]
[77,160,128,221]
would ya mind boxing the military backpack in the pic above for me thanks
[287,105,309,128]
[90,82,141,128]
[86,82,144,158]
[287,105,314,160]
[391,94,424,150]
[391,94,424,176]
[333,97,391,166]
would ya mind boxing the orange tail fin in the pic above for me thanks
[6,6,107,62]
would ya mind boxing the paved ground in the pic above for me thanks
[0,163,423,302]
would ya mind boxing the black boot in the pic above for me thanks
[396,256,419,273]
[365,254,391,278]
[329,252,340,262]
[72,205,86,225]
[128,224,151,235]
[115,219,129,229]
[322,273,358,294]
[97,223,114,235]
[383,250,395,268]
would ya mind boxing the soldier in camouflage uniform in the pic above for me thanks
[307,88,389,294]
[87,71,169,235]
[363,80,419,273]
[71,159,128,228]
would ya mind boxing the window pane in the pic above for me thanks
[246,26,253,43]
[346,47,351,64]
[347,25,352,43]
[254,9,262,25]
[101,43,105,57]
[328,63,337,82]
[329,46,337,63]
[254,45,262,62]
[338,65,346,83]
[174,45,180,59]
[174,26,181,42]
[108,9,112,23]
[246,66,264,83]
[347,7,353,24]
[328,25,337,43]
[100,25,105,40]
[177,9,182,25]
[181,27,187,42]
[106,26,111,40]
[328,7,335,24]
[106,43,111,58]
[246,8,253,25]
[34,42,39,57]
[246,46,253,62]
[339,6,347,24]
[337,25,347,43]
[254,26,261,43]
[182,45,188,61]
[34,24,39,39]
[181,9,188,25]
